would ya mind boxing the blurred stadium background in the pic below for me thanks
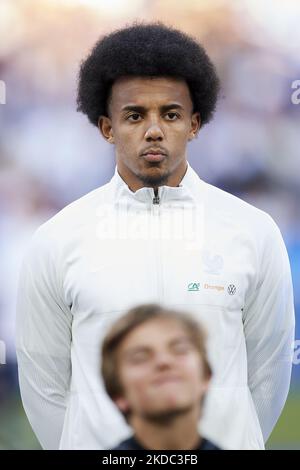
[0,0,299,449]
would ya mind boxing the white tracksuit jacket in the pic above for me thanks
[15,162,295,450]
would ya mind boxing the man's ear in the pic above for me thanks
[114,396,130,413]
[188,112,201,141]
[98,115,114,143]
[202,376,211,394]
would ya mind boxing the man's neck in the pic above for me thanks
[130,407,201,450]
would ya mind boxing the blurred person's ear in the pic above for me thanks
[200,357,212,395]
[114,396,130,413]
[201,376,211,394]
[199,373,212,417]
[98,115,114,143]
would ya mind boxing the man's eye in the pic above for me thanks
[129,352,150,363]
[127,113,141,121]
[165,112,179,120]
[172,341,193,354]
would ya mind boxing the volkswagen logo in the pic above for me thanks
[227,284,236,295]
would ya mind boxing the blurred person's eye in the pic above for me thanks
[171,339,194,354]
[128,350,151,364]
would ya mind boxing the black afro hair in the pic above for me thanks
[77,21,220,127]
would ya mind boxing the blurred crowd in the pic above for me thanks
[0,0,299,448]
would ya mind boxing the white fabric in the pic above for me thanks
[15,162,295,450]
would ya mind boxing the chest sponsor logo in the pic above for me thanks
[204,283,224,292]
[188,282,200,291]
[227,284,236,295]
[188,282,237,295]
[188,282,225,292]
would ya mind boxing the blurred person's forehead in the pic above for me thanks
[117,317,194,354]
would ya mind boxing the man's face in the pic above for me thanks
[114,317,209,421]
[98,77,200,191]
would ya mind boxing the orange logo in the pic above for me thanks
[204,283,224,292]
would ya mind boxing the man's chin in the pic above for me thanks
[141,404,192,424]
[137,167,171,187]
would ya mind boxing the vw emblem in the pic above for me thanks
[227,284,236,295]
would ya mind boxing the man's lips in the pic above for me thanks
[141,148,167,163]
[142,153,166,162]
[151,375,182,386]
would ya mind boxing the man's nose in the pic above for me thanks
[144,122,164,141]
[154,352,174,368]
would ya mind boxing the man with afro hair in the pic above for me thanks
[16,22,294,451]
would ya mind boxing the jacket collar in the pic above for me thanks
[111,161,203,205]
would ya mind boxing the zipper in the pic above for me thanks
[151,187,163,302]
[152,187,160,205]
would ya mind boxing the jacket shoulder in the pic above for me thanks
[33,180,113,240]
[201,180,280,234]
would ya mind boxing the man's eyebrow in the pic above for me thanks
[169,336,193,346]
[121,103,184,113]
[121,105,146,113]
[123,336,192,357]
[124,346,151,358]
[160,103,184,112]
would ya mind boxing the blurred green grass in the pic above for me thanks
[0,391,299,449]
[0,395,41,450]
[266,392,300,449]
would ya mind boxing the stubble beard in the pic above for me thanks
[137,164,172,188]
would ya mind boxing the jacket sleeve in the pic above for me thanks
[243,214,295,443]
[15,225,72,449]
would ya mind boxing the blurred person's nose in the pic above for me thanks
[154,350,176,370]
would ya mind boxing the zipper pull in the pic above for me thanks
[153,188,160,204]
